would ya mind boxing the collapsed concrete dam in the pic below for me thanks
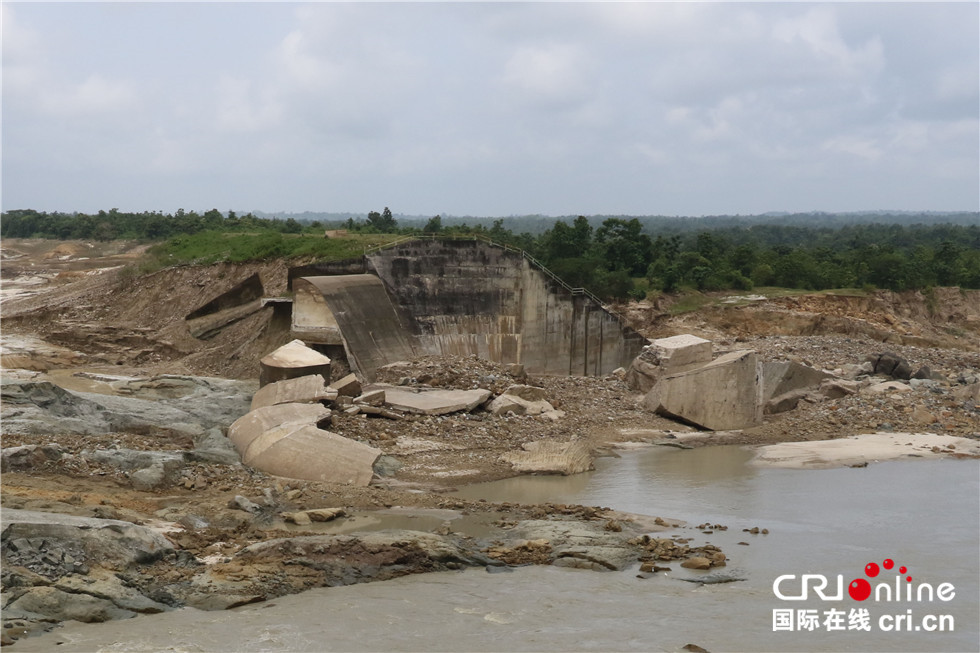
[290,238,648,380]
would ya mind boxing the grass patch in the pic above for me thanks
[143,231,396,267]
[667,291,715,315]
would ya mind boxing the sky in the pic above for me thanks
[2,2,978,218]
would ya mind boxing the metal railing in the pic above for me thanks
[362,233,631,326]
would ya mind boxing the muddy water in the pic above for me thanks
[15,447,979,652]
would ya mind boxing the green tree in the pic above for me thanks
[594,218,652,275]
[423,215,443,234]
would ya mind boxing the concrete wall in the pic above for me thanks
[292,275,418,380]
[365,239,646,376]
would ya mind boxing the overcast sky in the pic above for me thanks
[3,2,978,217]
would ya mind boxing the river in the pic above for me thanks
[14,446,979,652]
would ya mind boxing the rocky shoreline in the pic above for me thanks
[3,342,978,646]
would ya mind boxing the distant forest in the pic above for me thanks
[3,207,978,298]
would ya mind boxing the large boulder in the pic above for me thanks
[259,340,332,388]
[1,445,64,473]
[4,586,136,623]
[487,385,556,417]
[0,376,254,439]
[0,381,148,436]
[1,510,174,571]
[642,350,762,431]
[867,352,913,380]
[626,335,712,393]
[81,449,186,490]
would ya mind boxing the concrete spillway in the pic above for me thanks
[291,274,418,379]
[292,239,647,380]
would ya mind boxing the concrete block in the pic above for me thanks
[382,388,492,415]
[626,334,713,393]
[762,361,834,403]
[227,403,331,454]
[250,375,338,411]
[643,350,762,431]
[242,424,380,486]
[259,340,331,387]
[329,373,361,397]
[649,335,713,370]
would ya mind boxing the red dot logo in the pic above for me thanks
[849,578,872,601]
[883,559,894,570]
[899,566,907,574]
[865,562,880,577]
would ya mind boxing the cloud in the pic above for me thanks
[772,6,884,78]
[214,76,282,133]
[500,43,594,110]
[41,74,138,117]
[1,2,976,215]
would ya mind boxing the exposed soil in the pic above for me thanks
[2,239,978,646]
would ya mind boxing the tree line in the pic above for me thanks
[3,208,978,298]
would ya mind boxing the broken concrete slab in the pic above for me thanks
[185,272,265,321]
[250,375,338,411]
[329,373,361,397]
[500,440,594,475]
[227,402,331,455]
[381,388,492,415]
[187,300,264,340]
[241,424,380,486]
[764,388,813,415]
[643,350,762,431]
[762,361,835,403]
[355,404,404,419]
[626,334,713,393]
[353,389,386,407]
[259,340,332,387]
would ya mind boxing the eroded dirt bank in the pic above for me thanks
[2,240,978,646]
